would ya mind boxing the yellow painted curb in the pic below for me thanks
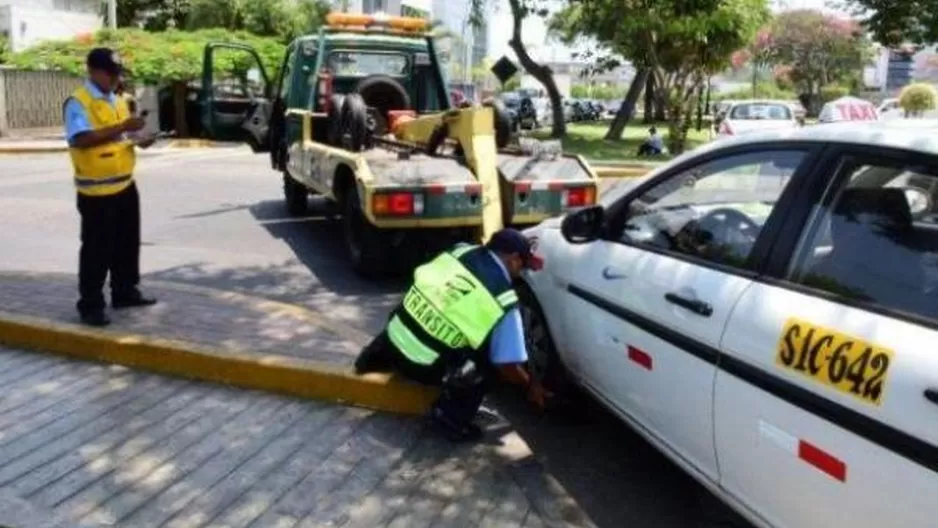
[0,310,438,416]
[165,139,219,148]
[0,145,68,154]
[593,166,652,178]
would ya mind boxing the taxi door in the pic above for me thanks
[715,146,938,528]
[563,146,812,483]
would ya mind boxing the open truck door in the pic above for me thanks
[201,43,272,151]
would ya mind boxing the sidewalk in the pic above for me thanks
[0,346,594,528]
[0,271,436,415]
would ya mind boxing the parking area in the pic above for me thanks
[0,148,750,527]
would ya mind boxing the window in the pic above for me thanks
[278,49,295,101]
[326,51,409,77]
[362,0,387,13]
[729,102,793,121]
[611,150,806,268]
[788,157,938,321]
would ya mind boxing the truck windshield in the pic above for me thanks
[327,51,410,77]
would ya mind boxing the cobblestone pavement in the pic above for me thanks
[0,151,752,528]
[0,347,587,528]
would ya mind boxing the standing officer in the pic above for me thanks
[64,48,156,327]
[355,228,550,442]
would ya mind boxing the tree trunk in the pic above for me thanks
[172,81,190,138]
[605,68,648,140]
[643,74,655,124]
[506,0,566,138]
[653,89,667,121]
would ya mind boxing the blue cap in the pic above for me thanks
[486,228,543,270]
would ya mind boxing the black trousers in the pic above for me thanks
[359,331,491,428]
[76,182,141,314]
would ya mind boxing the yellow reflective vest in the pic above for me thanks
[67,85,136,197]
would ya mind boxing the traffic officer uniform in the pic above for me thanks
[355,228,545,441]
[64,48,156,326]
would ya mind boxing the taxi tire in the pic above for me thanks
[517,283,580,408]
[283,173,308,216]
[343,184,390,278]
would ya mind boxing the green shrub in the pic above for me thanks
[899,82,938,116]
[819,84,850,103]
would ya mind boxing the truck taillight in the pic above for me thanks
[563,186,595,207]
[373,192,423,216]
[317,70,334,113]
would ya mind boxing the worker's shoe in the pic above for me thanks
[80,310,111,327]
[112,290,157,309]
[354,334,394,374]
[427,409,484,443]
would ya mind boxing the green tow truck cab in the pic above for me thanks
[199,12,599,277]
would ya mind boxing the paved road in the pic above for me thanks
[0,148,751,528]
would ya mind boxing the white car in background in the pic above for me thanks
[716,100,799,138]
[520,119,938,528]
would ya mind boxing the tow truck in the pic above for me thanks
[199,12,599,277]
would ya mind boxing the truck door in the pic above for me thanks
[201,43,271,151]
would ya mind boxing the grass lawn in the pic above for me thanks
[531,120,713,163]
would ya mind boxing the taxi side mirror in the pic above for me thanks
[561,205,605,244]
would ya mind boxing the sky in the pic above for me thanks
[483,0,846,63]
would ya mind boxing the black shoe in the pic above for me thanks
[427,412,484,443]
[354,337,394,375]
[80,311,111,327]
[112,293,157,309]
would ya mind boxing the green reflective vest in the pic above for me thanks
[387,245,519,367]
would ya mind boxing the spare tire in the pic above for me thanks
[341,94,370,152]
[355,75,411,112]
[483,98,512,149]
[326,94,346,146]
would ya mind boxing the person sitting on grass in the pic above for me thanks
[637,126,666,157]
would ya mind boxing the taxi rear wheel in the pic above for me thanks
[517,284,577,403]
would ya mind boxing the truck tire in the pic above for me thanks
[341,94,370,151]
[326,94,346,147]
[342,184,389,278]
[283,173,308,216]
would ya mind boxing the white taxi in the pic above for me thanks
[519,120,938,528]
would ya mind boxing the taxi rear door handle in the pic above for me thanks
[924,388,938,405]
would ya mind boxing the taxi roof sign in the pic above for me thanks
[325,12,429,33]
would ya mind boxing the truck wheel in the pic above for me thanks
[341,94,370,152]
[326,94,346,147]
[283,173,308,216]
[517,283,580,409]
[342,184,389,278]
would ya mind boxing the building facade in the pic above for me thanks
[330,0,404,15]
[0,0,101,52]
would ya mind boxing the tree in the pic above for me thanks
[184,0,330,43]
[0,33,9,64]
[100,0,190,30]
[9,28,284,137]
[844,0,938,47]
[552,0,769,152]
[760,10,871,112]
[470,0,566,138]
[899,82,938,116]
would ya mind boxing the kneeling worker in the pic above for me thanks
[355,228,550,442]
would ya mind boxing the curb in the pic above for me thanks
[593,165,653,178]
[0,310,438,416]
[0,145,68,154]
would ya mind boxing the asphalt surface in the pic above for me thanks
[0,146,752,528]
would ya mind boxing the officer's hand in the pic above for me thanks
[527,381,552,410]
[123,116,146,132]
